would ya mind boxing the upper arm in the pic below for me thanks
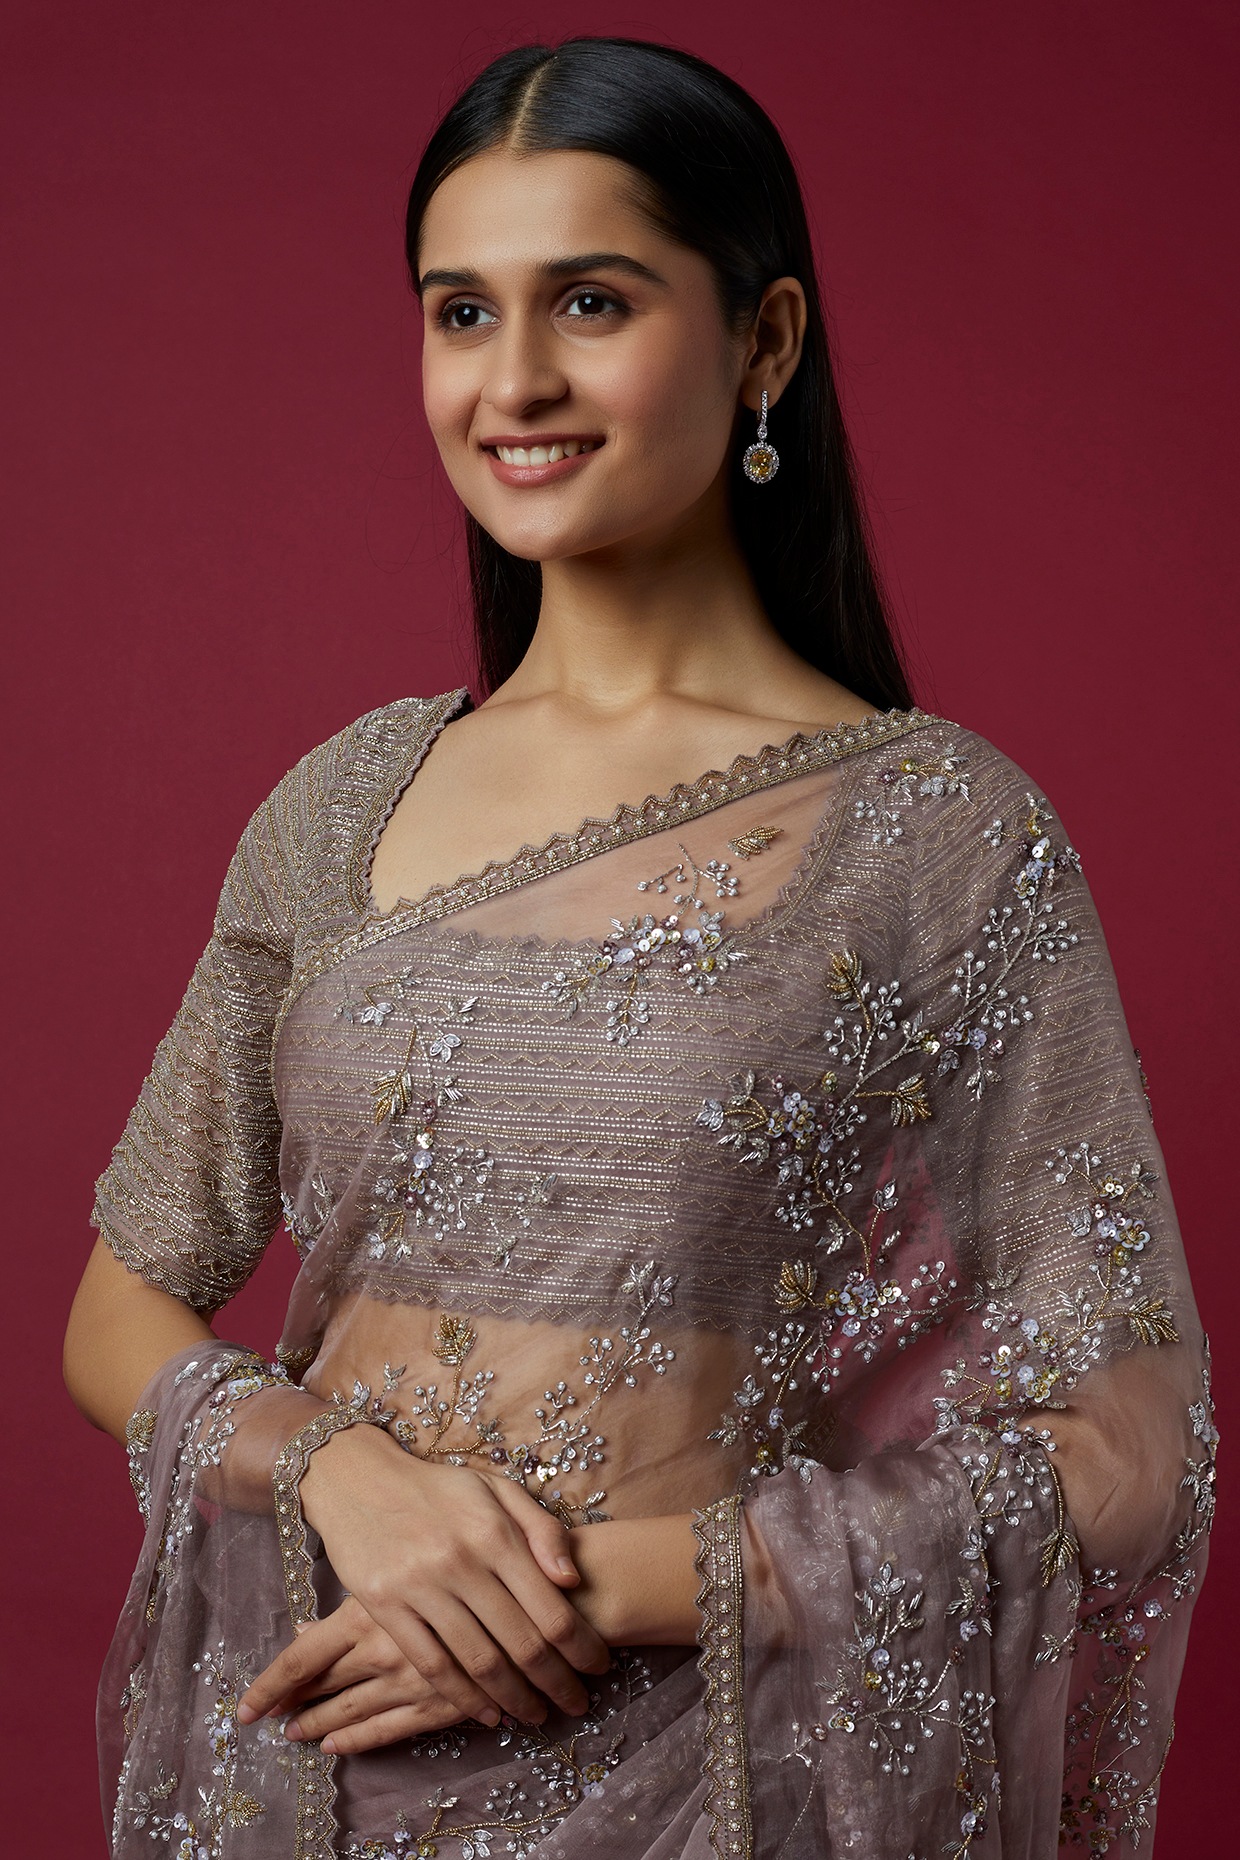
[63,1236,214,1440]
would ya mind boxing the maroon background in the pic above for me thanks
[5,2,1236,1849]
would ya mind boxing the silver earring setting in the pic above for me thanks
[742,389,780,484]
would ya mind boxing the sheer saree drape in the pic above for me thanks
[93,693,1216,1858]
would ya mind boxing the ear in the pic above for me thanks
[740,275,807,412]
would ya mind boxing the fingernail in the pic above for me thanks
[481,1707,500,1727]
[236,1703,257,1723]
[321,1736,337,1754]
[284,1720,302,1741]
[556,1556,576,1578]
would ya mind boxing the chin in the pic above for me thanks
[481,517,632,563]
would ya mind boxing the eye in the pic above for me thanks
[437,300,497,332]
[561,290,624,321]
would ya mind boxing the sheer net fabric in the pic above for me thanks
[93,693,1216,1860]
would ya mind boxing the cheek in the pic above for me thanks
[420,349,473,449]
[594,333,735,479]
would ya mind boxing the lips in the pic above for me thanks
[481,436,605,488]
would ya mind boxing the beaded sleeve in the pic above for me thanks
[90,746,322,1310]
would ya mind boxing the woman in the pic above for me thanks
[65,36,1215,1860]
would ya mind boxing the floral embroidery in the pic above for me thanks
[1059,1351,1219,1848]
[125,1408,158,1521]
[541,840,757,1046]
[120,1642,268,1855]
[853,745,972,847]
[345,1657,657,1858]
[119,1661,148,1740]
[936,1142,1178,1455]
[356,994,501,1254]
[138,1353,288,1623]
[807,1554,1001,1860]
[928,798,1079,1099]
[371,1262,678,1527]
[282,1171,332,1261]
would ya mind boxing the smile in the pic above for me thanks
[481,437,604,486]
[485,439,602,465]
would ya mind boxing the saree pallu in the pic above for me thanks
[93,692,1217,1857]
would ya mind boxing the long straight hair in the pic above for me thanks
[405,37,914,710]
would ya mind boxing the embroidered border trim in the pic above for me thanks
[271,1403,378,1860]
[276,706,947,1037]
[692,1492,753,1859]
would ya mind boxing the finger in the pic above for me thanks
[468,1574,593,1717]
[264,1641,393,1713]
[484,1474,582,1585]
[471,1491,611,1676]
[287,1674,431,1742]
[238,1612,359,1722]
[415,1591,550,1724]
[496,1550,613,1678]
[321,1700,467,1756]
[365,1603,504,1728]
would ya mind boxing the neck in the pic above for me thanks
[499,496,793,722]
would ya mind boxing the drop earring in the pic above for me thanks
[742,388,780,484]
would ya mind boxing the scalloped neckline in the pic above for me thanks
[359,693,942,929]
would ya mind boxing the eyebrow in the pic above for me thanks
[417,251,670,296]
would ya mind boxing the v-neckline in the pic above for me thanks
[356,689,944,932]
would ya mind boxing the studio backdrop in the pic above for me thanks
[4,2,1235,1851]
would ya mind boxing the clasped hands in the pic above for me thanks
[237,1422,618,1755]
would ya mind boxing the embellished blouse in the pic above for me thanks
[92,689,1216,1860]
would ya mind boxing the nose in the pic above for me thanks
[480,311,569,420]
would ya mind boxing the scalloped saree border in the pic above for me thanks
[692,1492,753,1859]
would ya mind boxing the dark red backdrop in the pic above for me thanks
[5,2,1236,1849]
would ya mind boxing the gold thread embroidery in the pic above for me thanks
[271,1400,380,1860]
[125,1408,158,1519]
[692,1492,752,1859]
[727,823,784,859]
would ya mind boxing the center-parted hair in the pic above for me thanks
[406,36,913,710]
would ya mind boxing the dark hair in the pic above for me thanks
[405,36,913,709]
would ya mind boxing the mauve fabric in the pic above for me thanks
[94,693,1215,1857]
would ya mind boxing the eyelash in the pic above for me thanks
[436,289,626,332]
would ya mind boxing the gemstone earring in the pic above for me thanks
[742,388,780,484]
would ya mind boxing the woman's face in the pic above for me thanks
[416,147,749,564]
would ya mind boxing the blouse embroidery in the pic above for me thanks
[278,705,946,1032]
[540,840,754,1046]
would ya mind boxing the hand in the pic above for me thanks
[238,1595,476,1753]
[292,1425,612,1725]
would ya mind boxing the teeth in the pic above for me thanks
[494,440,597,465]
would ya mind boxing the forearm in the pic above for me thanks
[568,1513,701,1646]
[64,1237,216,1442]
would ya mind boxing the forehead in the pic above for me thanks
[418,147,667,273]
